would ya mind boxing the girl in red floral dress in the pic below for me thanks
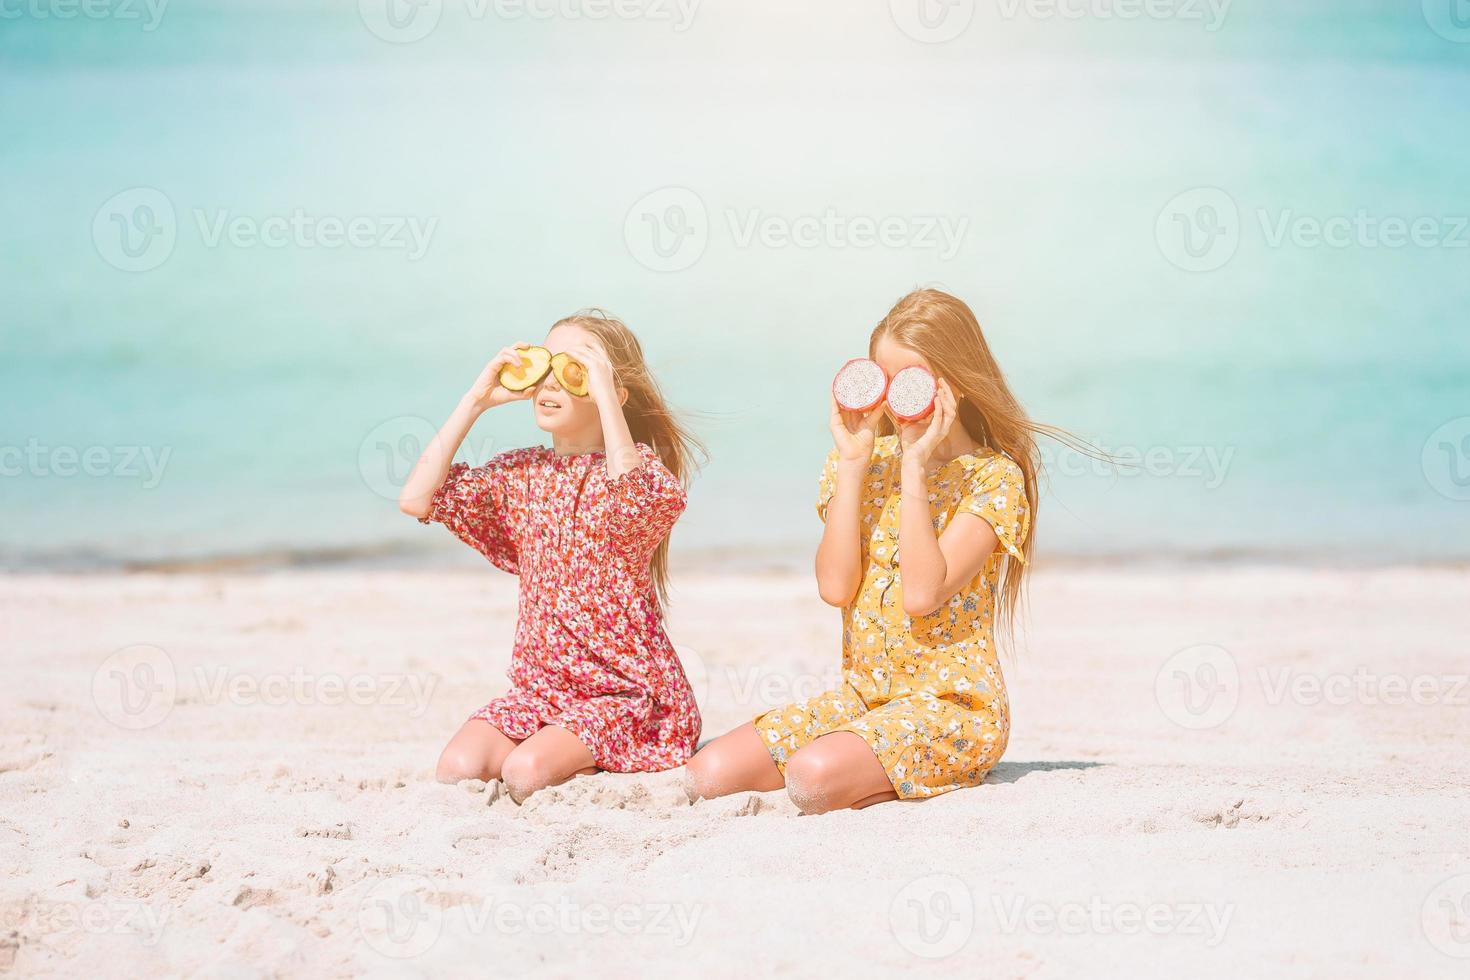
[399,311,702,803]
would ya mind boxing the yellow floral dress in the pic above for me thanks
[753,435,1030,799]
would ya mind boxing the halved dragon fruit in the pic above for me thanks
[832,358,888,413]
[886,365,936,422]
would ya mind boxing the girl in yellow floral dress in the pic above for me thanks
[686,288,1043,813]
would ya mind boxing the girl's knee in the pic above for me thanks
[436,746,486,784]
[500,746,556,802]
[783,749,839,815]
[436,737,500,784]
[683,748,732,802]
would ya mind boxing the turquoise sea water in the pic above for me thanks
[2,0,1468,569]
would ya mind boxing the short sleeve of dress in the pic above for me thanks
[958,455,1031,564]
[419,449,530,574]
[815,448,840,523]
[606,443,687,560]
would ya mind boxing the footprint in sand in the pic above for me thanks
[1189,797,1290,829]
[295,823,354,840]
[229,885,278,910]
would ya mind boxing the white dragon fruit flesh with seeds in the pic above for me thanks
[886,366,936,421]
[832,358,888,412]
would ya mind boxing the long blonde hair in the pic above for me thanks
[554,310,704,609]
[870,289,1065,644]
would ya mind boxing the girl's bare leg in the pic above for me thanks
[784,732,898,815]
[499,725,598,803]
[436,719,519,783]
[683,722,784,801]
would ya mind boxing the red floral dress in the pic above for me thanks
[421,442,700,772]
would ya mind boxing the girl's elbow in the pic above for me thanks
[398,494,430,520]
[815,570,857,607]
[814,551,861,607]
[902,591,941,618]
[818,584,854,608]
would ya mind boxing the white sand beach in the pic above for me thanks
[3,564,1469,977]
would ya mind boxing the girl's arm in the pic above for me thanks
[570,340,687,562]
[814,394,884,608]
[398,344,532,519]
[896,380,1001,617]
[567,341,640,480]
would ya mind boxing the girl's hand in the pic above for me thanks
[900,378,957,470]
[566,341,620,408]
[829,392,884,463]
[463,344,536,413]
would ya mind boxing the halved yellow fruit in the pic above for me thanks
[550,352,589,397]
[498,346,552,392]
